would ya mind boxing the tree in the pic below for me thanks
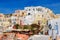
[30,24,40,34]
[31,24,40,30]
[13,24,21,29]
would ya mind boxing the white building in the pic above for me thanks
[48,18,60,39]
[56,14,60,18]
[23,15,34,25]
[10,16,18,25]
[24,6,53,15]
[24,6,54,25]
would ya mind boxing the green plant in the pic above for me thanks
[14,24,21,29]
[31,24,40,30]
[23,25,29,29]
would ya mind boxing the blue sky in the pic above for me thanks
[0,0,60,14]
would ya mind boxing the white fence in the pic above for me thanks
[28,35,50,40]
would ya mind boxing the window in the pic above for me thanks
[0,20,2,22]
[36,8,42,11]
[26,10,27,11]
[1,23,3,25]
[13,22,16,24]
[22,12,24,15]
[12,19,16,21]
[33,9,35,11]
[38,21,40,25]
[56,22,58,24]
[42,15,44,17]
[38,15,40,16]
[24,17,25,18]
[28,13,31,15]
[48,16,50,18]
[29,9,31,11]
